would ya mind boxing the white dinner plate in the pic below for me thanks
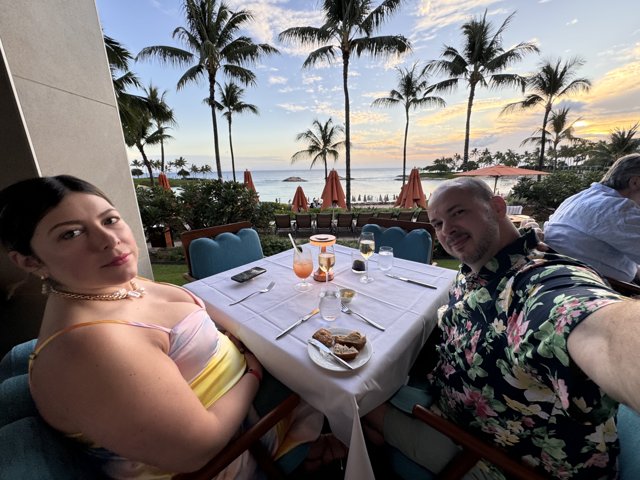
[307,327,372,371]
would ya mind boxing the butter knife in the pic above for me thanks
[307,338,354,370]
[275,308,320,339]
[385,273,437,289]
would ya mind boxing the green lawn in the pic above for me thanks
[151,257,460,286]
[152,263,189,286]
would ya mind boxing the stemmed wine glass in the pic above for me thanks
[293,247,313,292]
[358,232,375,284]
[318,244,335,285]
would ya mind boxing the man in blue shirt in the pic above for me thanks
[545,153,640,283]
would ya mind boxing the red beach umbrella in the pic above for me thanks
[291,185,309,212]
[158,172,171,191]
[396,168,427,209]
[320,169,347,210]
[243,169,257,193]
[454,165,549,193]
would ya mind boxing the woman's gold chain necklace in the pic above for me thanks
[45,280,146,301]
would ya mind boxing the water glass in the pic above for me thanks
[378,246,394,272]
[319,286,341,321]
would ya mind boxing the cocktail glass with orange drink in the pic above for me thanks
[293,247,314,292]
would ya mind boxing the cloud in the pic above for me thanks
[302,74,322,84]
[277,103,307,112]
[566,19,578,26]
[268,75,288,85]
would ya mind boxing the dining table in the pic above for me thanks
[184,244,457,479]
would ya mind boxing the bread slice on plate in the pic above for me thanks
[334,331,366,351]
[312,328,334,348]
[332,343,359,360]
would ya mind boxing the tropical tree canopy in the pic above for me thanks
[279,0,411,208]
[144,84,176,172]
[521,106,581,169]
[137,0,278,179]
[291,118,345,180]
[214,81,259,181]
[588,123,640,167]
[428,10,539,166]
[502,57,591,170]
[372,62,445,185]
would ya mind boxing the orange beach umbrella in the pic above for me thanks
[320,169,347,210]
[158,172,171,191]
[395,168,427,209]
[243,169,257,193]
[454,165,549,193]
[291,186,309,212]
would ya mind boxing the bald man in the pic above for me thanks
[364,177,639,479]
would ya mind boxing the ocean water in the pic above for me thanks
[172,167,517,203]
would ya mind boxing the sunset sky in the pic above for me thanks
[96,0,640,172]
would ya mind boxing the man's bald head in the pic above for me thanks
[429,178,494,210]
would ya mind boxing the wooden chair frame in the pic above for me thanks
[396,210,415,222]
[180,221,252,281]
[315,213,334,234]
[605,277,640,297]
[176,393,300,480]
[412,405,550,480]
[294,214,313,237]
[415,210,430,223]
[354,212,375,234]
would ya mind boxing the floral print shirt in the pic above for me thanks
[430,230,624,479]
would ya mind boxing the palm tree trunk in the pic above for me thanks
[463,83,476,167]
[208,71,223,180]
[402,107,409,186]
[538,104,551,172]
[342,51,351,210]
[324,156,328,180]
[160,137,165,172]
[137,142,155,187]
[228,118,236,182]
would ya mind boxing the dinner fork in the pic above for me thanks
[340,304,385,331]
[229,281,276,306]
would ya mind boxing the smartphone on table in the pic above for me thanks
[231,267,267,283]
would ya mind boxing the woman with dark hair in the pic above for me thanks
[0,175,331,479]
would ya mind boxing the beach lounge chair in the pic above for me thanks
[506,205,523,215]
[274,214,293,237]
[396,210,415,222]
[376,211,393,219]
[180,221,263,281]
[315,213,334,234]
[334,213,354,238]
[415,210,429,223]
[294,214,313,237]
[354,212,376,234]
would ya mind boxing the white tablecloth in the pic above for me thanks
[185,244,456,479]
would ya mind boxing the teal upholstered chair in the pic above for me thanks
[1,340,303,480]
[362,218,434,264]
[0,340,101,479]
[180,221,264,281]
[386,380,640,479]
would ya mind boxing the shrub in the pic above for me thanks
[511,171,602,220]
[179,180,258,230]
[135,186,184,235]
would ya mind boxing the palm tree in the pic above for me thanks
[279,0,410,209]
[122,111,163,185]
[291,118,345,180]
[428,10,538,166]
[589,123,640,166]
[104,35,150,136]
[144,85,177,173]
[137,0,278,180]
[215,82,259,181]
[502,57,591,170]
[372,62,445,185]
[521,107,581,169]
